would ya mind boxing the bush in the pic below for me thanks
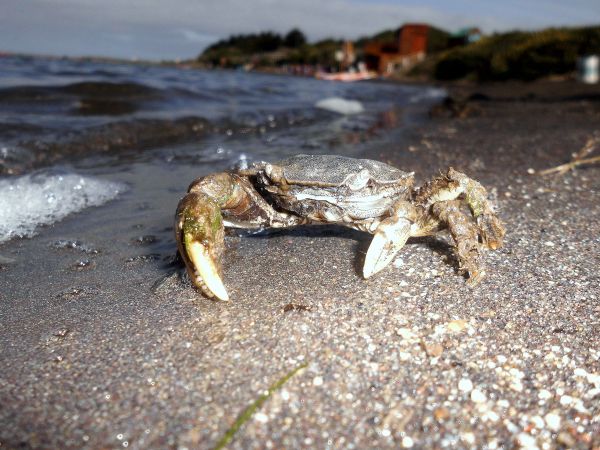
[433,26,600,81]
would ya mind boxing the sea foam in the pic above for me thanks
[0,171,127,243]
[315,97,364,115]
[409,87,447,103]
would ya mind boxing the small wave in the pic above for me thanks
[61,81,160,97]
[0,108,324,175]
[0,81,162,102]
[409,87,447,104]
[0,170,127,243]
[315,97,364,115]
[0,116,212,175]
[0,85,55,102]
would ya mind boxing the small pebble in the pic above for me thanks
[538,389,552,400]
[458,378,473,392]
[53,328,70,338]
[255,412,269,423]
[462,432,475,445]
[396,328,416,340]
[470,389,486,403]
[515,432,537,448]
[399,351,411,361]
[424,342,444,357]
[531,415,544,429]
[401,436,414,448]
[434,407,450,421]
[557,432,576,447]
[447,320,468,332]
[486,410,500,422]
[510,381,524,392]
[544,412,561,432]
[559,395,572,406]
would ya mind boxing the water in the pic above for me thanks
[0,54,445,243]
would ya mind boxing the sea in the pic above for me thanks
[0,55,445,246]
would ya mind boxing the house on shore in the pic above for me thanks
[364,23,430,74]
[449,27,482,47]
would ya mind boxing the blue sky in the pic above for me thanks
[1,0,599,60]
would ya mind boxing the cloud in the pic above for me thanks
[178,29,218,44]
[2,0,600,59]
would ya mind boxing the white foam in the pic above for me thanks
[0,171,127,243]
[315,97,364,115]
[409,87,447,103]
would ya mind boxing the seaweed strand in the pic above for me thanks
[212,362,308,450]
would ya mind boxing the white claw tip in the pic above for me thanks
[188,241,230,301]
[363,265,376,279]
[213,286,230,302]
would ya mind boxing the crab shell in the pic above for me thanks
[238,154,415,229]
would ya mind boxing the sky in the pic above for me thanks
[1,0,600,60]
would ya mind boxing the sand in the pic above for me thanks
[1,80,599,449]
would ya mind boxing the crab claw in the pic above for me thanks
[363,218,411,278]
[175,193,229,301]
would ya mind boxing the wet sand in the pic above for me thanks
[1,80,599,449]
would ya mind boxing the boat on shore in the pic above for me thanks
[315,70,377,82]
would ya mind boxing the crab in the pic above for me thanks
[175,154,505,301]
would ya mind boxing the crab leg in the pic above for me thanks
[363,201,418,278]
[418,168,505,249]
[432,200,483,285]
[412,167,505,284]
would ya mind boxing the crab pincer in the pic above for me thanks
[176,193,228,300]
[363,201,416,278]
[175,173,242,301]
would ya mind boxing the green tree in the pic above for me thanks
[284,28,307,48]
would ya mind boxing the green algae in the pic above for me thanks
[213,362,308,450]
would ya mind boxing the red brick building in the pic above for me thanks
[364,24,429,74]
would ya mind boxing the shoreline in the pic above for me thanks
[1,78,599,448]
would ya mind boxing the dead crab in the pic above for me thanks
[175,154,505,300]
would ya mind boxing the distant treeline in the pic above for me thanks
[200,29,307,65]
[197,26,454,69]
[430,26,600,81]
[197,25,600,82]
[205,29,307,54]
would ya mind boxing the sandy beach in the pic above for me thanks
[1,79,599,449]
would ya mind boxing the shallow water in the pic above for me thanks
[0,55,444,244]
